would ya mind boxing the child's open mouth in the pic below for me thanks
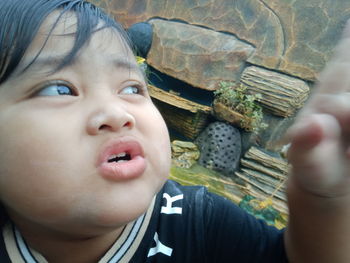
[107,152,131,163]
[98,138,147,181]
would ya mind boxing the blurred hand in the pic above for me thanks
[287,20,350,198]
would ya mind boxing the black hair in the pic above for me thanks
[0,0,132,85]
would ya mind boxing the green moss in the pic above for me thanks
[239,195,288,229]
[170,163,287,229]
[170,163,244,204]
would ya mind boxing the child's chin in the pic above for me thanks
[92,205,148,228]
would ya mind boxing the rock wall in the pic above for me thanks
[147,19,255,90]
[96,0,350,81]
[90,0,350,152]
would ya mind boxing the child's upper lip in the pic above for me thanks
[96,136,145,166]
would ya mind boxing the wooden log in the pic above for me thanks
[236,169,286,201]
[240,159,286,181]
[241,66,310,117]
[154,100,210,139]
[241,168,287,190]
[212,101,253,131]
[235,173,288,214]
[148,85,211,113]
[235,172,288,214]
[244,146,290,175]
[235,146,289,214]
[148,85,212,139]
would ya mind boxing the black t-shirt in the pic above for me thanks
[0,180,287,262]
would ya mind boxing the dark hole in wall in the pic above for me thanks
[147,66,214,106]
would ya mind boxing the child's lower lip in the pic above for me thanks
[98,156,146,181]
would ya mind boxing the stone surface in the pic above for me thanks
[265,0,350,80]
[195,122,242,176]
[241,66,310,117]
[171,140,200,168]
[172,140,199,157]
[240,113,296,153]
[147,19,255,90]
[127,22,153,57]
[102,0,350,81]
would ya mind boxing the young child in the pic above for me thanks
[0,0,349,262]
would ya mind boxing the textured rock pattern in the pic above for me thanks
[147,19,255,90]
[127,22,153,57]
[195,122,242,176]
[100,0,350,81]
[265,0,350,80]
[241,114,295,153]
[171,140,200,169]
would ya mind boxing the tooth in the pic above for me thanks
[108,155,117,161]
[116,160,127,163]
[116,152,127,158]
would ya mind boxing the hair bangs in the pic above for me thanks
[0,0,132,84]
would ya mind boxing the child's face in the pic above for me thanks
[0,13,171,236]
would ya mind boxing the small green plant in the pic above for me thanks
[214,81,268,132]
[136,56,163,88]
[136,56,149,78]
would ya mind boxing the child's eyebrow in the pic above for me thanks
[14,56,67,77]
[110,58,142,74]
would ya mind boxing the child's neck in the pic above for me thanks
[28,228,124,263]
[11,218,125,263]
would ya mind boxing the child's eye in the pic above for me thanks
[120,85,141,95]
[36,82,77,97]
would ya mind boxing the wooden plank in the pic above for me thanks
[148,85,212,113]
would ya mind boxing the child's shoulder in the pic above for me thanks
[159,179,234,210]
[161,179,208,197]
[158,179,264,225]
[141,179,286,262]
[158,179,224,216]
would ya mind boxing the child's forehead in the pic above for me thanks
[29,11,123,53]
[20,11,133,74]
[26,11,78,55]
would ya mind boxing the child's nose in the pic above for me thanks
[86,104,135,135]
